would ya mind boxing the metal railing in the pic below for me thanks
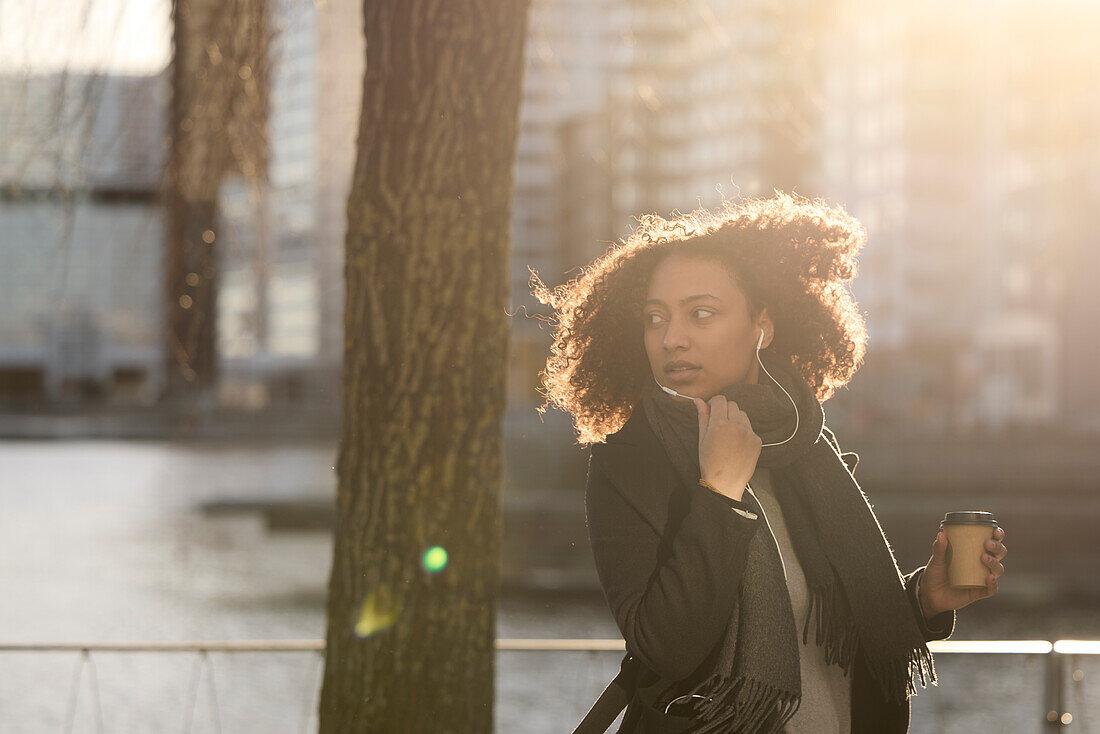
[1,638,1094,732]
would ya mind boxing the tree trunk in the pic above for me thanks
[164,0,270,399]
[319,0,530,731]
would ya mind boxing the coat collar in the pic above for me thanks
[590,400,686,535]
[603,398,653,448]
[590,401,852,535]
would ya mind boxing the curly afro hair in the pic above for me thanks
[529,191,869,445]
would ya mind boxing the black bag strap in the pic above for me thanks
[572,652,640,734]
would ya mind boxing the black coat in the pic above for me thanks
[584,401,957,734]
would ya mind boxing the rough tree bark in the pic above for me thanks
[318,0,531,731]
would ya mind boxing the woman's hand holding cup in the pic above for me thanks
[694,395,762,503]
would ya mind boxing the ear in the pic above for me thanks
[756,308,774,349]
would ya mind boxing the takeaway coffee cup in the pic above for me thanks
[940,511,998,588]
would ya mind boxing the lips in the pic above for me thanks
[665,360,699,372]
[666,365,701,383]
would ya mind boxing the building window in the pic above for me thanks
[269,261,320,358]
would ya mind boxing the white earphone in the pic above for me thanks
[654,329,799,447]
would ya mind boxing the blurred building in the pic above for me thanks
[606,0,826,229]
[508,0,829,421]
[816,0,1100,434]
[0,72,166,404]
[510,0,1100,438]
[2,0,1097,442]
[214,0,361,413]
[508,0,618,421]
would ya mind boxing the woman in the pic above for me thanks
[530,193,1008,734]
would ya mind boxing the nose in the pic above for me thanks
[662,314,690,351]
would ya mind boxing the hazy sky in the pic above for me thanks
[0,0,1092,76]
[0,0,170,73]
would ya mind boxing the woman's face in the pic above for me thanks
[642,253,772,401]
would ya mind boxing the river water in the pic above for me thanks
[1,440,1096,733]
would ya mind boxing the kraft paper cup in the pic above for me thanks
[940,511,998,589]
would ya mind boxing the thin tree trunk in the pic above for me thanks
[319,0,530,731]
[164,0,270,398]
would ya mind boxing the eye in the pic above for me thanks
[644,309,714,326]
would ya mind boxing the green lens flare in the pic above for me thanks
[422,545,448,572]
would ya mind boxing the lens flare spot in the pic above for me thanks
[353,586,401,638]
[422,546,448,573]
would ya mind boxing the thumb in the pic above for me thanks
[928,531,948,568]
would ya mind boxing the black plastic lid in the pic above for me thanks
[940,511,997,527]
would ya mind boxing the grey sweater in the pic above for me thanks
[746,467,853,734]
[711,465,950,732]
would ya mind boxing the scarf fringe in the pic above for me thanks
[803,580,861,677]
[686,671,802,734]
[804,579,937,704]
[863,637,938,704]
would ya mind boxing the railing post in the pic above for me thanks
[1043,649,1070,730]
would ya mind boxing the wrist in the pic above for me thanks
[699,476,746,502]
[918,577,940,619]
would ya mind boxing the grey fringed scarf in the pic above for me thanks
[639,349,936,734]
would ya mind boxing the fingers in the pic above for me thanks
[984,538,1007,561]
[707,395,726,430]
[967,566,1001,602]
[695,398,708,438]
[706,395,747,427]
[701,396,755,435]
[729,402,754,431]
[983,527,1005,591]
